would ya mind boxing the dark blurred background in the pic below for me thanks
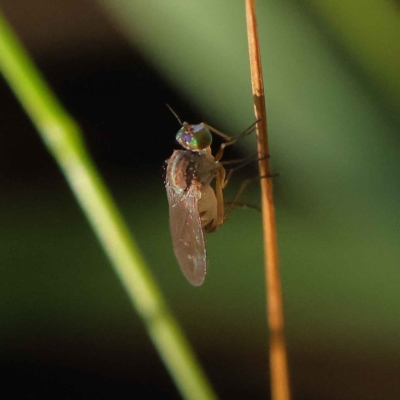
[1,1,400,399]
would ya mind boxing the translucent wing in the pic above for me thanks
[166,187,207,286]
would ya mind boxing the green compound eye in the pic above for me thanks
[176,123,212,151]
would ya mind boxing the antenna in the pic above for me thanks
[166,104,183,126]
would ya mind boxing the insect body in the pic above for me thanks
[166,122,227,286]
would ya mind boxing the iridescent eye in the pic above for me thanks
[176,123,212,151]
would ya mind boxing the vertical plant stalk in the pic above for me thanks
[245,1,291,399]
[0,11,217,400]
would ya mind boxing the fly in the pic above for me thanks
[165,108,255,286]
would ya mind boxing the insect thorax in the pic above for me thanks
[166,150,217,197]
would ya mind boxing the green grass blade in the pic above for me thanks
[0,10,216,400]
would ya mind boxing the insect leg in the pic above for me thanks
[210,120,260,162]
[223,172,278,221]
[215,165,226,227]
[220,156,252,166]
[224,202,261,213]
[223,177,253,221]
[222,154,271,188]
[202,123,232,141]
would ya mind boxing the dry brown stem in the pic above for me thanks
[245,1,291,399]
